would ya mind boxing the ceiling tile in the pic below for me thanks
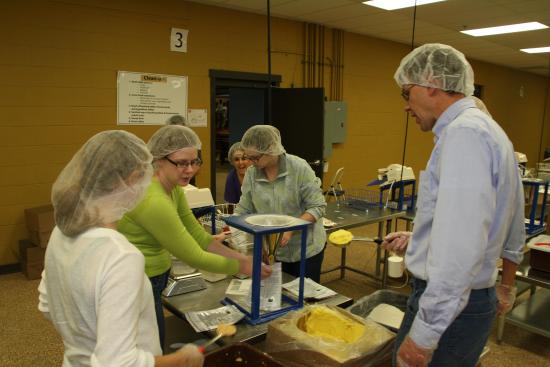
[189,0,550,75]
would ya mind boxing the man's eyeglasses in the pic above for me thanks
[401,85,415,101]
[244,154,263,163]
[164,156,202,169]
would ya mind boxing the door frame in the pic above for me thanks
[209,70,281,201]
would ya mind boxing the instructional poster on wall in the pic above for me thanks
[187,108,207,127]
[117,71,188,125]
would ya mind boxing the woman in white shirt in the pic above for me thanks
[38,130,203,367]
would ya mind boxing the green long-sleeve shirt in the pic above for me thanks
[118,178,239,277]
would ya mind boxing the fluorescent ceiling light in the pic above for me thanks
[362,0,446,11]
[461,22,548,37]
[521,46,550,54]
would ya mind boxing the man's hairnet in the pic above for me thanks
[394,43,475,96]
[241,125,286,156]
[52,130,153,237]
[148,125,202,160]
[228,142,245,162]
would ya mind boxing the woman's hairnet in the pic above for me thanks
[241,125,286,156]
[394,43,475,96]
[166,114,187,126]
[52,130,153,237]
[228,142,245,162]
[148,125,202,160]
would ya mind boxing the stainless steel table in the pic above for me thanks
[497,251,550,341]
[322,202,405,288]
[398,208,416,231]
[162,272,353,346]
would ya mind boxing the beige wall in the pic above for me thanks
[0,0,549,265]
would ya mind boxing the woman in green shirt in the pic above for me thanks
[118,125,271,347]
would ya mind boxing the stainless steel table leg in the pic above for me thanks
[496,314,505,344]
[381,219,392,288]
[375,222,383,276]
[340,246,346,279]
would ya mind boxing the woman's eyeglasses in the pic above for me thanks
[164,156,202,169]
[244,154,263,163]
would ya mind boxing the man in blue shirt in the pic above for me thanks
[384,43,525,367]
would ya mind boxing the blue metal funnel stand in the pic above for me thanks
[221,214,310,325]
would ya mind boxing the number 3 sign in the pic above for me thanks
[171,28,189,52]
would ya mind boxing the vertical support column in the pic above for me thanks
[250,232,263,320]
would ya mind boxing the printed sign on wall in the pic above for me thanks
[117,71,188,125]
[171,28,189,52]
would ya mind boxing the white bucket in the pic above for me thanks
[388,256,404,278]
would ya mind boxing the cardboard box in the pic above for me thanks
[25,204,55,247]
[205,343,284,367]
[25,205,55,231]
[29,229,53,248]
[528,245,550,274]
[265,305,394,367]
[19,240,45,280]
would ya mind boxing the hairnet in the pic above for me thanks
[52,130,153,237]
[228,142,245,162]
[148,125,202,160]
[241,125,286,156]
[394,43,475,96]
[167,114,187,126]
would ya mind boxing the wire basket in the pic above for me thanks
[198,203,236,233]
[345,188,387,210]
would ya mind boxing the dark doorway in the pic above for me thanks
[210,70,280,203]
[271,88,324,178]
[209,71,325,203]
[228,87,266,149]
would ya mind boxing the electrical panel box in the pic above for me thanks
[324,101,347,158]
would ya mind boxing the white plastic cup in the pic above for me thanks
[388,256,404,278]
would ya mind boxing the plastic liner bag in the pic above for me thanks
[346,290,408,332]
[266,305,395,367]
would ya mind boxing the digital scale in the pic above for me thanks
[162,272,207,297]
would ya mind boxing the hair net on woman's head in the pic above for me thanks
[228,142,245,162]
[167,114,187,126]
[148,125,202,160]
[394,43,475,96]
[240,125,285,156]
[52,130,153,237]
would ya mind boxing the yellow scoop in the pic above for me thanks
[328,230,383,247]
[198,323,237,353]
[328,230,354,247]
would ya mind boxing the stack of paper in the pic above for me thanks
[282,278,337,300]
[184,305,244,333]
[367,303,404,330]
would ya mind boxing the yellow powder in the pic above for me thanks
[304,306,365,344]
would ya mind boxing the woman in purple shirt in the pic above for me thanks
[224,142,251,203]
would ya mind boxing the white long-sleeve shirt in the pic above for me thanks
[38,227,161,367]
[406,97,525,349]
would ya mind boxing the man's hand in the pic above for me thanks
[496,284,516,315]
[397,335,434,367]
[382,231,412,256]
